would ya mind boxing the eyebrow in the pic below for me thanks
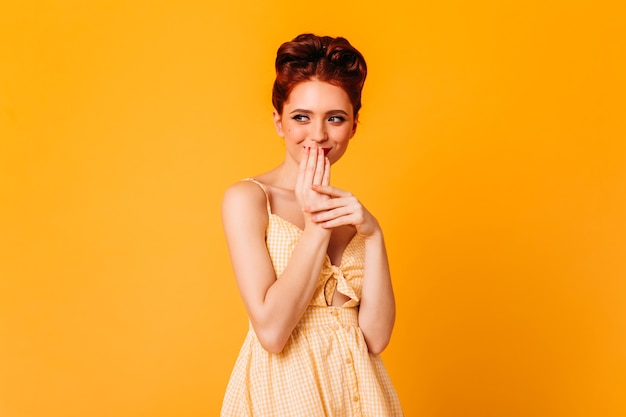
[289,109,350,116]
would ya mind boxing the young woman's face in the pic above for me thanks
[273,80,357,165]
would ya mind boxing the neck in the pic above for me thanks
[272,157,300,190]
[266,155,300,190]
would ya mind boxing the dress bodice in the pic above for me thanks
[246,178,365,307]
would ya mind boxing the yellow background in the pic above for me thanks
[1,1,625,416]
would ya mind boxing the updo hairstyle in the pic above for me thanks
[272,34,367,117]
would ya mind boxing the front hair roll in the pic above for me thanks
[272,34,367,116]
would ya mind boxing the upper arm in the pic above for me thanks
[221,181,277,326]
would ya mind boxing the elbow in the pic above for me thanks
[260,340,287,355]
[249,310,292,354]
[366,338,390,355]
[362,325,393,355]
[360,311,395,355]
[256,328,289,354]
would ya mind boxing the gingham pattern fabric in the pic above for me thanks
[221,179,403,417]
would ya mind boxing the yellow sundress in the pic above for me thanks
[221,178,403,416]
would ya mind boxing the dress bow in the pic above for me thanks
[322,263,360,307]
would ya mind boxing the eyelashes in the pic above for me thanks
[292,114,308,122]
[291,115,347,123]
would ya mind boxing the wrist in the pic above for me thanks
[362,224,384,242]
[302,222,332,240]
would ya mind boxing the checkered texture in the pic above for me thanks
[221,179,403,416]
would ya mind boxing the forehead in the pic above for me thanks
[284,80,352,110]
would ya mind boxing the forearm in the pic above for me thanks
[358,228,396,355]
[255,226,331,352]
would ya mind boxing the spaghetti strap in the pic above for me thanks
[244,178,272,214]
[223,181,404,417]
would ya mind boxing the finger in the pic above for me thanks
[312,200,359,219]
[303,145,318,186]
[319,213,359,229]
[296,146,310,191]
[306,197,345,213]
[310,184,352,198]
[319,217,348,229]
[312,147,325,185]
[322,157,330,186]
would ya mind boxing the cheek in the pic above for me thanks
[334,127,354,143]
[285,124,305,139]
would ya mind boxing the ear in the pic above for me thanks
[273,110,284,137]
[350,114,359,138]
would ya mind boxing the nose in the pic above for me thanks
[309,120,328,143]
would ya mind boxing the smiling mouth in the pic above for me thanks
[322,148,331,156]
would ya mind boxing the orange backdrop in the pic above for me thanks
[1,1,625,416]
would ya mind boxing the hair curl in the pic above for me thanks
[272,34,367,116]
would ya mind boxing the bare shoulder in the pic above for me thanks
[221,180,269,231]
[222,179,266,206]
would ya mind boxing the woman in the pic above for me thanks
[221,33,403,416]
